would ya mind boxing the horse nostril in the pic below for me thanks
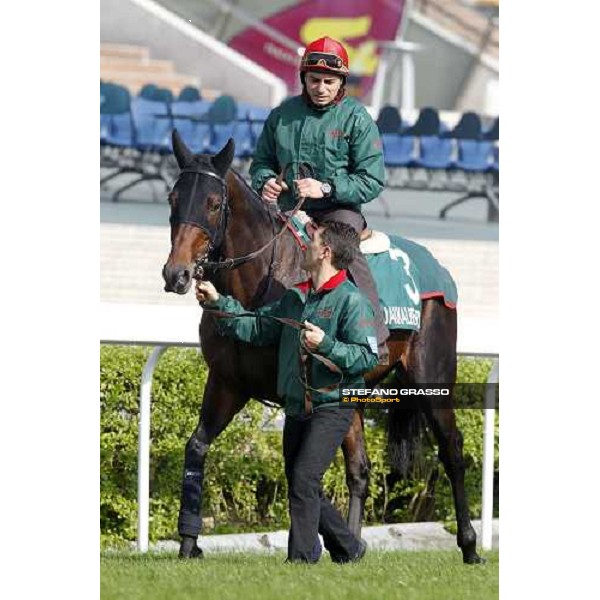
[177,269,191,287]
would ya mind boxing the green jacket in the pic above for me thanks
[250,95,385,212]
[208,271,379,416]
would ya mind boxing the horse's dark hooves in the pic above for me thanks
[179,536,204,559]
[463,552,487,565]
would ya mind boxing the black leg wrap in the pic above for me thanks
[178,468,204,537]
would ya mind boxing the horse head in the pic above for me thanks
[162,130,235,294]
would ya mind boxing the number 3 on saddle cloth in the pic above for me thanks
[284,212,459,332]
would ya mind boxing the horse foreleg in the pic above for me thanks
[178,370,249,558]
[341,409,370,538]
[427,407,484,564]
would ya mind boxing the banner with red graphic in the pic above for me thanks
[229,0,406,99]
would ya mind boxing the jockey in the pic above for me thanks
[249,36,389,361]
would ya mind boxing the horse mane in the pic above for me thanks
[228,168,280,221]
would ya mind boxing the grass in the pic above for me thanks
[101,549,499,600]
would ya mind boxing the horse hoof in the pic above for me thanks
[463,552,486,565]
[179,536,204,559]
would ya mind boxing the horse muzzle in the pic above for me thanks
[162,263,193,294]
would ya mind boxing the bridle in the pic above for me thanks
[169,163,313,281]
[169,166,231,277]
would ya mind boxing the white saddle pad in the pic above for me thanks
[292,210,390,254]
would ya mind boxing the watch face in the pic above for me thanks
[321,183,332,196]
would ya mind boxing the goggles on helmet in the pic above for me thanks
[301,52,349,74]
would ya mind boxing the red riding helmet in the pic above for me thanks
[300,37,350,76]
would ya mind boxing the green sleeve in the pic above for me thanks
[330,109,385,206]
[317,295,379,376]
[249,108,280,194]
[209,293,284,346]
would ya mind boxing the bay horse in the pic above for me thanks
[162,131,483,564]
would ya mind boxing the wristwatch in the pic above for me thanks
[321,182,333,198]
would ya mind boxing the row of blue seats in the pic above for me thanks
[101,112,499,172]
[377,105,499,142]
[100,81,271,121]
[100,85,499,172]
[101,110,264,158]
[382,134,498,173]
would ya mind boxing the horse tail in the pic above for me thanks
[386,366,430,478]
[386,398,427,478]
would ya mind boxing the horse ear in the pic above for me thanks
[172,129,194,168]
[211,138,235,177]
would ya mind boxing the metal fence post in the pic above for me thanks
[481,358,499,550]
[137,345,167,552]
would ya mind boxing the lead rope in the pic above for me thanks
[201,307,344,406]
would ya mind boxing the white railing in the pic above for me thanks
[100,302,498,552]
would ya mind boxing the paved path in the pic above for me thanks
[148,519,499,554]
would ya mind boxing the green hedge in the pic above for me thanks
[100,347,498,546]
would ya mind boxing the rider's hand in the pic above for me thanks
[302,321,325,351]
[196,280,220,305]
[294,178,323,200]
[262,177,289,203]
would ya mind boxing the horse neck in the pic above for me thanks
[216,171,303,307]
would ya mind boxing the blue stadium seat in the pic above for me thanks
[404,107,441,136]
[138,84,174,103]
[483,117,499,141]
[178,86,201,102]
[100,114,110,145]
[131,97,172,154]
[106,114,135,147]
[152,87,174,104]
[413,136,454,169]
[439,140,499,220]
[100,83,134,147]
[376,105,403,134]
[171,100,212,153]
[444,112,482,140]
[100,82,110,143]
[231,121,255,158]
[172,99,212,119]
[236,102,256,121]
[488,145,499,172]
[207,95,238,124]
[248,106,271,123]
[454,140,493,171]
[139,84,159,100]
[207,122,237,154]
[381,133,415,167]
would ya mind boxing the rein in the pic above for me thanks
[193,186,305,279]
[189,163,315,280]
[201,306,343,401]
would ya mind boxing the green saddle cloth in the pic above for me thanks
[365,235,457,332]
[285,214,457,332]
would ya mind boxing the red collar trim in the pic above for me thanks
[294,269,347,294]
